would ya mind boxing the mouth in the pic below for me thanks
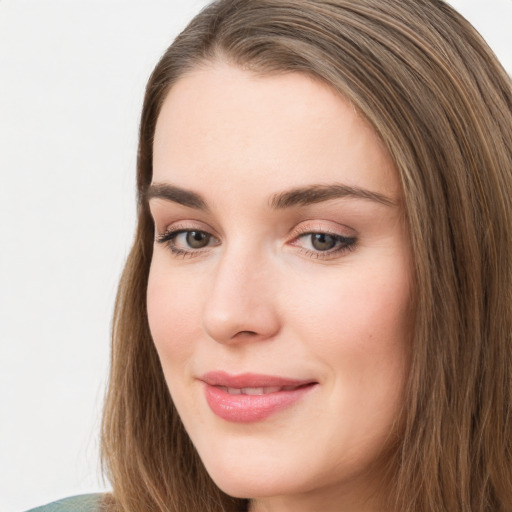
[217,384,309,395]
[199,372,318,423]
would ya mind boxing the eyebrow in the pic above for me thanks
[146,183,208,210]
[270,183,395,209]
[146,182,395,210]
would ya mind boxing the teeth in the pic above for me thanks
[223,386,291,395]
[241,387,265,395]
[224,387,242,395]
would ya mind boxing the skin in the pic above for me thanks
[147,62,412,512]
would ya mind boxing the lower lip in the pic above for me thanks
[203,383,316,423]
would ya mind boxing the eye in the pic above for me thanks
[183,230,211,249]
[293,231,357,258]
[310,233,338,251]
[156,228,218,256]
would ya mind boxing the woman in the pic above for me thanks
[29,0,512,511]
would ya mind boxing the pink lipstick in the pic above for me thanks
[200,371,317,423]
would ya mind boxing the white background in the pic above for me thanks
[0,1,510,511]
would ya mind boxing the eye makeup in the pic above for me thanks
[155,224,357,261]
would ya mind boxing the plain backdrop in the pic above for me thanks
[0,1,511,511]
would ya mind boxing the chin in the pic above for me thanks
[192,427,395,507]
[197,445,306,499]
[208,467,305,501]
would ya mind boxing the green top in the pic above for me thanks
[25,494,104,512]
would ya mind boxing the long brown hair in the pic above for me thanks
[101,1,512,510]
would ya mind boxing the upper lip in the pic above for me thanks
[199,371,316,389]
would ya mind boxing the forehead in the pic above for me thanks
[152,63,400,201]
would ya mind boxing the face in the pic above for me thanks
[148,63,412,512]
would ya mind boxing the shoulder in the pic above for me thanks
[25,494,105,512]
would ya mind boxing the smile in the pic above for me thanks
[200,372,317,423]
[219,385,302,395]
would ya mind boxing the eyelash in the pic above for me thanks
[291,230,357,259]
[155,227,357,260]
[156,228,219,258]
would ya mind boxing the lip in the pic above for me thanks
[200,371,317,423]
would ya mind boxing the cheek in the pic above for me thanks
[288,263,411,346]
[146,263,202,367]
[284,255,411,412]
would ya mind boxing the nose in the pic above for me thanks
[201,248,281,345]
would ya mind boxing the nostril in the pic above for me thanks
[203,298,281,344]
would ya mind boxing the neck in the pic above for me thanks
[248,473,390,512]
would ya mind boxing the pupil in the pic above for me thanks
[186,231,209,248]
[311,233,336,251]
